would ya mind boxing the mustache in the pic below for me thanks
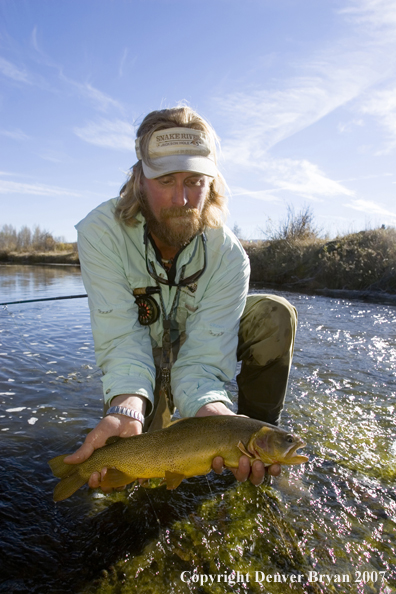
[160,207,200,220]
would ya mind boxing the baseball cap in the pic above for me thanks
[135,127,218,179]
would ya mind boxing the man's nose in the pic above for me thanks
[172,183,188,206]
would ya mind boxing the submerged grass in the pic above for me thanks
[80,482,328,594]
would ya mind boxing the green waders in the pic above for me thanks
[142,293,297,431]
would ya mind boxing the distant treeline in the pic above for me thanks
[1,214,396,297]
[0,224,77,253]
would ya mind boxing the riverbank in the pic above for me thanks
[243,226,396,300]
[1,226,395,305]
[0,250,79,265]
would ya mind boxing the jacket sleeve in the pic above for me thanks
[77,229,156,412]
[171,242,250,417]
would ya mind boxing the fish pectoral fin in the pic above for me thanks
[101,468,136,489]
[237,441,254,458]
[164,471,185,490]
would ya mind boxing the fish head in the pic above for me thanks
[248,425,309,466]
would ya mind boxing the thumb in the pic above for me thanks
[64,441,95,465]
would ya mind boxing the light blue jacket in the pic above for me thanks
[76,199,250,418]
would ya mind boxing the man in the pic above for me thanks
[65,106,297,492]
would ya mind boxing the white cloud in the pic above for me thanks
[359,86,396,153]
[118,48,136,78]
[0,180,82,197]
[212,0,396,207]
[0,129,30,141]
[119,48,128,78]
[230,159,354,202]
[28,31,125,114]
[74,119,136,151]
[214,0,396,173]
[231,186,281,203]
[59,72,124,114]
[263,158,355,201]
[337,119,364,134]
[0,57,32,84]
[217,54,383,172]
[345,198,396,221]
[340,0,396,32]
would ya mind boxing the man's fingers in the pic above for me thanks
[229,455,251,482]
[87,468,126,493]
[212,456,225,474]
[249,460,265,486]
[267,463,281,477]
[88,471,102,489]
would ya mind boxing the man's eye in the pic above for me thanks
[187,178,203,186]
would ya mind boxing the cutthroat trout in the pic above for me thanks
[49,416,308,501]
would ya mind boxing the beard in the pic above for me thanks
[139,192,208,248]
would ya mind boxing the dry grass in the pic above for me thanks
[0,249,80,264]
[2,219,395,293]
[243,227,396,293]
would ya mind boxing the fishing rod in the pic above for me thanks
[0,294,88,306]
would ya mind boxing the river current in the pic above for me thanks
[0,264,395,594]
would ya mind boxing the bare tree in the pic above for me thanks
[17,226,32,250]
[268,204,320,242]
[231,223,243,239]
[0,225,18,250]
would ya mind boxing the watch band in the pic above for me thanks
[106,406,145,425]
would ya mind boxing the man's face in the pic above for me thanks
[140,172,212,248]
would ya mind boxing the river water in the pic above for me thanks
[0,264,395,594]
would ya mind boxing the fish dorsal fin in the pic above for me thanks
[165,471,185,490]
[101,468,135,489]
[237,441,254,458]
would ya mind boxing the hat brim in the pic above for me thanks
[142,155,218,179]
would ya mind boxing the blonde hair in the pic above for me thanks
[115,106,228,227]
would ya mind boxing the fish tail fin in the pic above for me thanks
[48,455,87,501]
[53,472,87,502]
[48,454,73,478]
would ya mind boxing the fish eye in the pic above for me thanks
[286,434,294,443]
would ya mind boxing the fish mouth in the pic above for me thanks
[285,440,307,459]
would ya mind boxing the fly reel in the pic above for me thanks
[133,287,160,326]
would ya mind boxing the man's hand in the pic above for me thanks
[195,402,281,485]
[64,394,146,493]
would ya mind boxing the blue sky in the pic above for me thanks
[1,0,395,241]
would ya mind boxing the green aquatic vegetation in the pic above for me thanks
[78,380,395,594]
[81,483,333,594]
